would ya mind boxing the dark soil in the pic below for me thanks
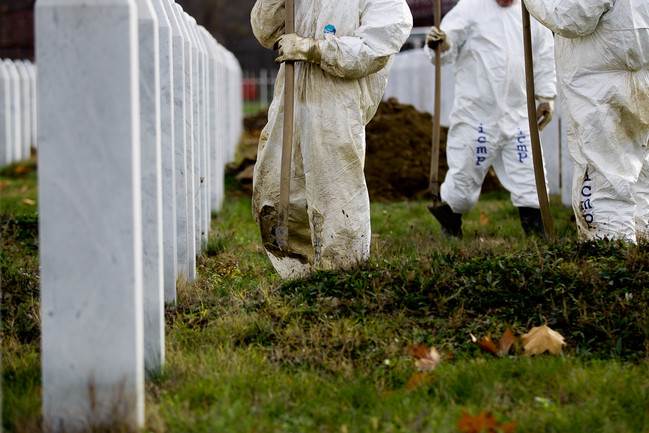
[237,99,502,201]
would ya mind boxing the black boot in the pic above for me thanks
[518,207,544,237]
[428,203,463,238]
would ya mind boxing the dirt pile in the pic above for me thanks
[236,99,501,201]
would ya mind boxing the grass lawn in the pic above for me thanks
[2,161,649,433]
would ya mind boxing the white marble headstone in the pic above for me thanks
[183,14,203,255]
[174,4,197,280]
[36,0,145,430]
[163,0,189,290]
[5,60,22,162]
[0,61,12,166]
[151,0,178,306]
[15,61,32,158]
[134,0,165,374]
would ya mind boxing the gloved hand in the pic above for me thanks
[275,33,322,64]
[426,26,450,52]
[536,97,555,131]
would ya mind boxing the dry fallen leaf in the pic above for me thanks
[14,165,30,175]
[522,325,566,356]
[498,329,517,356]
[408,344,441,372]
[480,211,491,226]
[457,411,517,433]
[21,198,36,206]
[472,329,517,357]
[405,371,434,390]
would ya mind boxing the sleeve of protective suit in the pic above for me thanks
[317,0,413,80]
[523,0,613,38]
[532,22,557,100]
[425,0,472,65]
[251,0,285,49]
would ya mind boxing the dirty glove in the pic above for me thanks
[426,26,450,52]
[275,34,322,64]
[536,97,555,131]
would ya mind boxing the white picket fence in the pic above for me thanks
[384,49,574,207]
[0,59,37,165]
[35,0,242,431]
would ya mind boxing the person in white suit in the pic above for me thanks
[524,0,649,243]
[426,0,556,237]
[251,0,413,278]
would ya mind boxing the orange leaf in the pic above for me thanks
[457,411,517,433]
[14,165,30,175]
[408,344,441,372]
[480,211,491,226]
[405,372,431,390]
[477,337,499,357]
[498,329,516,357]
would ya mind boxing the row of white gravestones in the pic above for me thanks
[35,0,242,431]
[0,59,37,166]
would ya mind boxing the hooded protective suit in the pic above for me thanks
[524,0,649,242]
[251,0,413,278]
[427,0,556,215]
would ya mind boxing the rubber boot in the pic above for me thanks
[518,207,544,237]
[428,203,463,238]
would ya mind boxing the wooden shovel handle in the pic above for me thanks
[278,0,295,249]
[522,3,555,239]
[429,0,442,198]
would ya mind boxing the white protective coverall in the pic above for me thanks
[251,0,413,278]
[427,0,556,214]
[524,0,649,242]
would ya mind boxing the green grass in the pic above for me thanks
[3,169,649,433]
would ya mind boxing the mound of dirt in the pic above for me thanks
[236,99,501,201]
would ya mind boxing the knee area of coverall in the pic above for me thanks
[573,165,637,242]
[441,174,481,214]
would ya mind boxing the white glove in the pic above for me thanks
[426,26,450,52]
[536,97,555,131]
[275,34,322,64]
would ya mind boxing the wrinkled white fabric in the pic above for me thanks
[525,0,649,242]
[427,0,556,214]
[251,0,413,279]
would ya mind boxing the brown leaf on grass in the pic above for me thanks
[14,165,30,175]
[21,198,35,206]
[457,411,517,433]
[405,372,434,390]
[472,329,517,357]
[408,344,441,372]
[522,325,566,356]
[0,180,8,190]
[498,329,516,356]
[480,211,491,226]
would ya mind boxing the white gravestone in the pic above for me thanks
[5,60,22,162]
[16,61,32,158]
[134,0,165,374]
[199,29,220,212]
[163,0,189,290]
[151,0,178,306]
[183,14,203,254]
[215,44,231,210]
[27,62,37,149]
[175,5,197,280]
[0,61,12,166]
[188,18,209,248]
[36,0,145,430]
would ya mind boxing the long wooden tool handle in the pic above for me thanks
[278,0,295,250]
[429,0,442,198]
[522,3,555,239]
